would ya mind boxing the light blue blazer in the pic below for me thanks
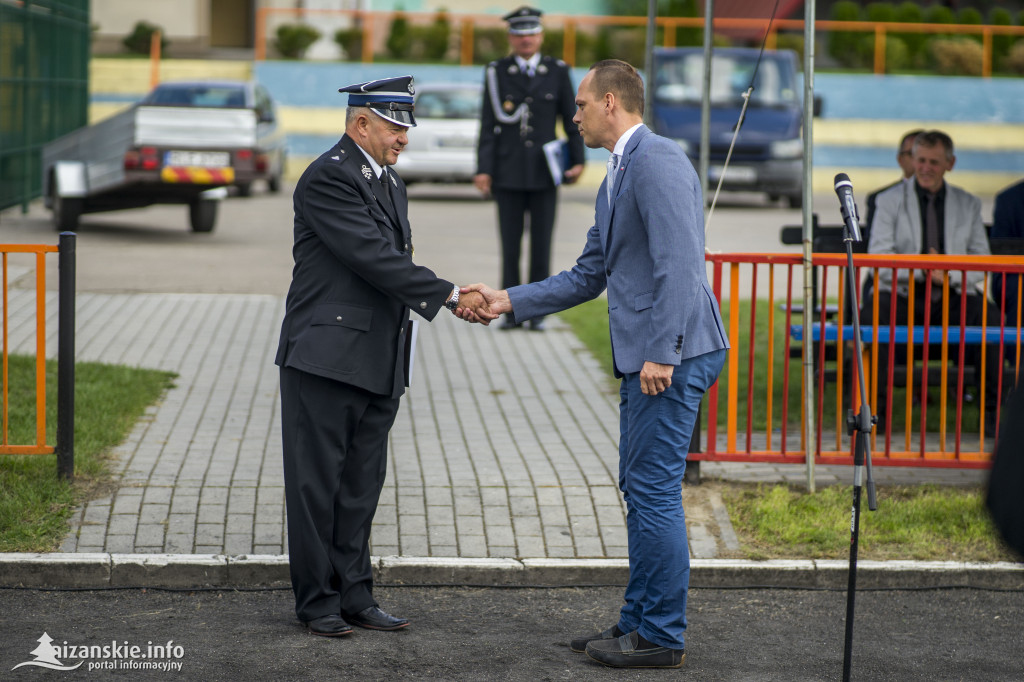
[508,125,729,377]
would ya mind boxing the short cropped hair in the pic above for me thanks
[900,128,923,150]
[913,130,955,161]
[588,59,644,116]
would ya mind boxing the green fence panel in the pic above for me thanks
[0,0,89,211]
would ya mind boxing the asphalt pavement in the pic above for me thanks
[2,585,1022,680]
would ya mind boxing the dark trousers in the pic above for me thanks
[858,286,1004,408]
[492,186,558,290]
[280,366,400,622]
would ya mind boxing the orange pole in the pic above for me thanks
[362,13,374,63]
[2,252,7,447]
[982,28,992,77]
[564,20,576,67]
[727,264,740,454]
[765,266,775,450]
[149,30,161,88]
[34,252,46,447]
[254,8,266,61]
[873,25,885,75]
[460,18,473,66]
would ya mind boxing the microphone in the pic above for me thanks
[833,173,862,243]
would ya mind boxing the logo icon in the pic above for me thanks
[11,633,83,671]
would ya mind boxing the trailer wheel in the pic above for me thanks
[51,185,82,231]
[235,183,252,197]
[189,199,218,233]
[268,174,281,193]
[785,193,803,209]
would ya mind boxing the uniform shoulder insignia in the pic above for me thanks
[330,155,340,161]
[361,164,373,180]
[556,59,567,67]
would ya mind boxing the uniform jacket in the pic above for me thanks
[991,179,1024,305]
[869,177,990,295]
[476,54,585,191]
[275,134,453,399]
[507,125,729,376]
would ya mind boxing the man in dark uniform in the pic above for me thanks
[275,75,492,637]
[474,6,585,331]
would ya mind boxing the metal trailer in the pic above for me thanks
[41,81,286,233]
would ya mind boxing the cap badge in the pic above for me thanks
[361,165,372,180]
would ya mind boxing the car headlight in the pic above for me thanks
[674,138,691,155]
[769,138,803,159]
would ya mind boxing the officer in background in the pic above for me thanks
[474,6,585,331]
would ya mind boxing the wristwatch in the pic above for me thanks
[444,284,460,311]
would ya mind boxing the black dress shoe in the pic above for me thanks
[304,615,353,637]
[570,625,622,653]
[343,606,410,631]
[585,631,685,668]
[528,318,546,332]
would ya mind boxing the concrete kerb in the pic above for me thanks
[1,554,1021,591]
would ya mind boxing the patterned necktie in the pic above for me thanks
[606,153,619,207]
[925,191,939,253]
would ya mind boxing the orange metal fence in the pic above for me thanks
[1,244,57,456]
[701,252,1024,470]
[254,9,1024,76]
[0,235,76,479]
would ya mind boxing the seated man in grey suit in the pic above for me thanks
[458,59,729,669]
[860,130,1001,432]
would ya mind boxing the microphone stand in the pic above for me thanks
[839,215,878,682]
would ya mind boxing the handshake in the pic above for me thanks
[449,284,510,326]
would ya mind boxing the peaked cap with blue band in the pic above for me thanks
[504,6,543,35]
[339,75,417,127]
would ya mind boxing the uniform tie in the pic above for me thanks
[380,169,393,204]
[924,191,940,254]
[606,153,620,207]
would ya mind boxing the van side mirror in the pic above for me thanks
[813,96,823,118]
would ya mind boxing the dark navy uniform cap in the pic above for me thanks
[503,6,543,35]
[338,75,417,127]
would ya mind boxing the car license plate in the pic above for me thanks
[709,165,756,184]
[164,151,230,167]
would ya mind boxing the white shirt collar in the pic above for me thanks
[612,123,644,157]
[354,143,384,179]
[515,53,541,72]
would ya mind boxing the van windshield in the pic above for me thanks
[654,53,797,106]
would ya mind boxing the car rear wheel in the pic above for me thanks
[785,193,802,209]
[189,198,218,233]
[267,175,281,193]
[235,183,252,197]
[51,183,82,231]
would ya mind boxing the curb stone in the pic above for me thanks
[1,554,1021,590]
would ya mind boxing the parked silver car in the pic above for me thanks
[394,83,482,184]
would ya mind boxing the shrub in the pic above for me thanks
[1003,40,1024,75]
[386,10,412,60]
[274,23,320,59]
[990,7,1014,71]
[866,2,896,22]
[334,27,363,61]
[957,7,984,45]
[419,10,451,61]
[883,35,911,72]
[122,21,167,55]
[929,37,984,76]
[472,27,507,65]
[925,4,956,40]
[774,32,806,63]
[894,1,927,68]
[828,1,869,69]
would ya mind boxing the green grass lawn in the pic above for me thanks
[0,355,175,551]
[557,299,1012,562]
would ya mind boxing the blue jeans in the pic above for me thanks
[616,349,727,650]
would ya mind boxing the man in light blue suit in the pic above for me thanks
[458,59,729,669]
